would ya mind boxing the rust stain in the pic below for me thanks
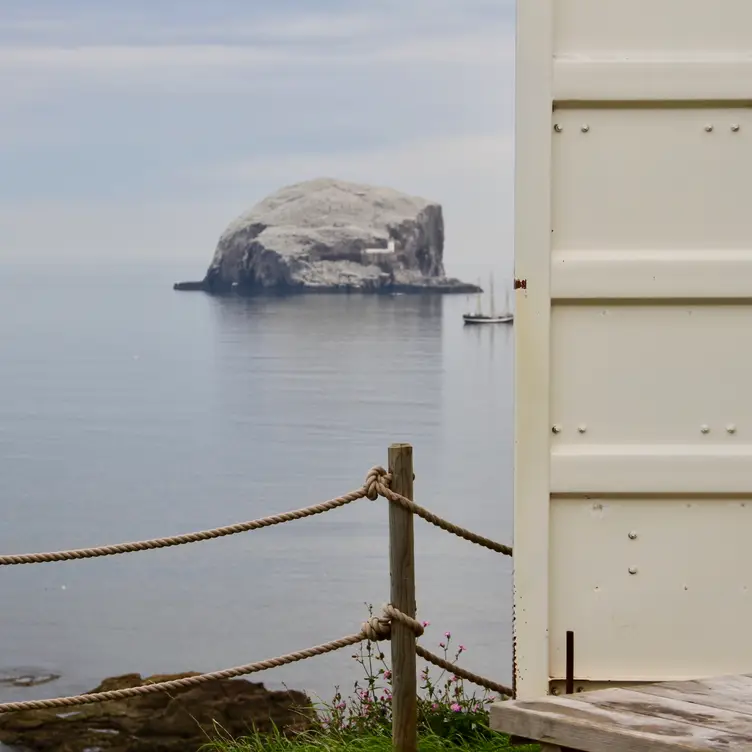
[511,591,518,699]
[514,278,527,290]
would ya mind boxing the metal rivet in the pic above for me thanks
[731,124,741,132]
[581,124,590,133]
[727,424,737,434]
[700,425,710,434]
[705,124,714,132]
[628,531,637,540]
[553,124,563,133]
[577,425,587,434]
[552,424,562,434]
[628,567,638,575]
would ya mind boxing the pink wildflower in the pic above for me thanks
[432,703,439,710]
[450,703,462,712]
[458,645,466,653]
[383,670,392,680]
[439,642,446,649]
[422,620,430,628]
[452,675,460,683]
[445,631,451,639]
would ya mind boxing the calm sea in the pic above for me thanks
[0,260,513,711]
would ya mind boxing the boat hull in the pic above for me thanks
[462,315,514,325]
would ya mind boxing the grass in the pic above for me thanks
[199,612,540,752]
[203,727,539,752]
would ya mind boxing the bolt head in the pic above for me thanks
[552,424,562,434]
[553,124,563,133]
[727,424,737,434]
[577,425,587,434]
[732,124,741,132]
[628,567,638,575]
[581,124,590,133]
[700,425,710,434]
[705,124,714,132]
[628,531,637,540]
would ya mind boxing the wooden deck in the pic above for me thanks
[490,674,752,751]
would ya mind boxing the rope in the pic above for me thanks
[0,605,508,715]
[0,470,384,566]
[0,634,365,713]
[368,469,513,557]
[0,467,511,565]
[416,647,512,697]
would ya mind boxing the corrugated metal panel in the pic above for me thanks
[514,0,752,700]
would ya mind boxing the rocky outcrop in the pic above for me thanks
[0,673,314,752]
[0,668,60,688]
[174,178,479,295]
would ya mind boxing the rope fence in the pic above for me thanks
[0,444,513,752]
[0,466,510,566]
[0,606,512,714]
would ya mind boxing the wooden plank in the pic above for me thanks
[490,694,749,751]
[574,687,752,739]
[632,675,752,717]
[388,443,417,752]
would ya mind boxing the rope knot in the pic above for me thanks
[361,615,392,641]
[363,466,390,501]
[360,605,425,642]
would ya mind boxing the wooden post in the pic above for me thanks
[388,443,417,752]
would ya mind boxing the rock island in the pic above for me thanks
[174,178,479,295]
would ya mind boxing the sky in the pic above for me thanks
[0,0,515,281]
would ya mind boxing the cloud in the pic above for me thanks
[0,0,515,272]
[0,1,514,96]
[0,1,514,46]
[205,131,512,190]
[0,130,514,279]
[0,31,511,70]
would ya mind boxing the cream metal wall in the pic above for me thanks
[513,0,752,700]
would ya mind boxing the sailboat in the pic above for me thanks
[462,275,514,325]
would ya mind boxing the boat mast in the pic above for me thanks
[476,278,483,315]
[489,274,496,317]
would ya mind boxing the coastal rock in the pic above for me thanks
[0,672,314,752]
[0,668,60,688]
[174,178,479,295]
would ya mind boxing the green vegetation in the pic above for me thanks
[205,726,537,752]
[204,612,538,752]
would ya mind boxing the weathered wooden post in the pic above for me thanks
[388,443,417,752]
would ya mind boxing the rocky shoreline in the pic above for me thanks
[173,178,479,297]
[0,672,313,752]
[173,278,480,295]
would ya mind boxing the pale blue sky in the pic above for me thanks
[0,0,515,280]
